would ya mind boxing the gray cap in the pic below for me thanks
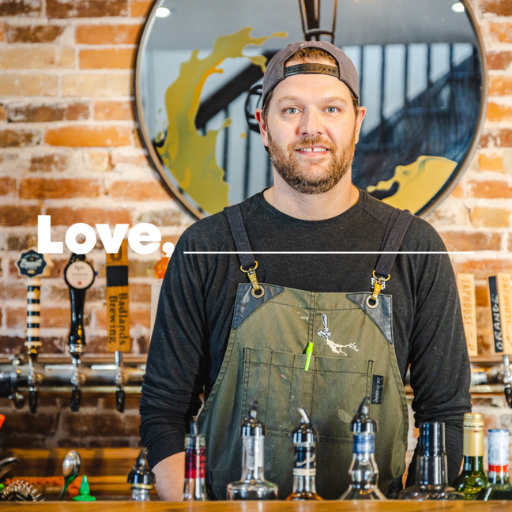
[262,41,359,107]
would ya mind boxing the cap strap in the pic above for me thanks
[284,63,339,78]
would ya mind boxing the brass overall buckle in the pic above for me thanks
[240,261,265,298]
[366,270,390,309]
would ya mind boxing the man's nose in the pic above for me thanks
[299,107,324,137]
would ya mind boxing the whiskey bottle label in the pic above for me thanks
[293,445,316,476]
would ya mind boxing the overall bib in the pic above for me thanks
[197,204,413,500]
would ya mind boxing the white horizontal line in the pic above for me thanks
[184,251,474,255]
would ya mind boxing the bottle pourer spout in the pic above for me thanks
[351,396,378,433]
[190,420,198,436]
[249,400,258,419]
[298,407,310,424]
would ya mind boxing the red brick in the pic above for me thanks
[453,259,512,280]
[479,153,504,172]
[487,103,512,123]
[439,231,502,252]
[482,0,512,16]
[6,308,26,329]
[110,152,149,167]
[130,283,151,303]
[470,207,511,228]
[62,73,132,97]
[487,52,512,71]
[7,234,38,251]
[94,100,133,121]
[6,24,64,43]
[489,76,512,96]
[130,0,152,17]
[0,206,40,226]
[20,177,102,199]
[0,22,4,42]
[5,102,89,123]
[468,178,512,198]
[0,177,16,196]
[109,180,169,200]
[40,307,71,328]
[76,24,142,44]
[45,126,131,147]
[0,0,42,16]
[47,0,128,18]
[45,206,132,226]
[490,22,512,43]
[80,48,136,69]
[0,282,28,300]
[29,153,68,172]
[0,47,74,69]
[480,130,512,148]
[0,129,41,148]
[0,74,58,96]
[450,181,464,198]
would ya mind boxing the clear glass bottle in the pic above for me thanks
[182,420,207,501]
[227,400,278,500]
[127,448,155,502]
[451,413,487,499]
[286,407,323,501]
[339,396,386,500]
[476,429,512,500]
[398,422,463,500]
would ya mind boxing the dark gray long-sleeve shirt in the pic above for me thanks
[140,189,471,482]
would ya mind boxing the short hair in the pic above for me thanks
[261,47,359,124]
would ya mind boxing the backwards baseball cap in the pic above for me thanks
[261,41,359,107]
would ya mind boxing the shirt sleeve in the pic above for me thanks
[405,219,472,484]
[139,228,209,470]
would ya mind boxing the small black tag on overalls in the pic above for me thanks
[372,375,384,404]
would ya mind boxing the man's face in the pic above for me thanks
[256,59,366,195]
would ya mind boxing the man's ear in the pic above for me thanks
[353,106,366,145]
[255,108,269,148]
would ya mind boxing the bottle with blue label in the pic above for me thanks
[339,397,386,500]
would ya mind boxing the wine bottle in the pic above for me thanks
[398,422,463,500]
[182,421,207,501]
[451,413,487,499]
[226,400,278,500]
[476,429,512,501]
[286,407,323,501]
[339,397,386,500]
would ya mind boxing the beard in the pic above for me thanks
[267,129,356,195]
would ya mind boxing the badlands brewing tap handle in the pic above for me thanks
[64,253,96,413]
[15,248,53,414]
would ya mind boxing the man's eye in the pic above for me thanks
[284,107,299,114]
[326,107,339,113]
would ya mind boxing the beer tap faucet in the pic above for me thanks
[64,253,95,412]
[503,355,512,408]
[15,249,53,414]
[115,351,125,413]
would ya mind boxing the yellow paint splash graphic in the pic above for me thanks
[157,28,287,215]
[366,155,458,212]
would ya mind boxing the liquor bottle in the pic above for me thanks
[127,448,155,501]
[286,407,323,501]
[182,421,207,501]
[451,413,487,499]
[226,401,278,500]
[339,397,386,500]
[476,429,512,500]
[398,422,463,500]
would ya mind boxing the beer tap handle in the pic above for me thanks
[71,386,81,413]
[115,351,125,413]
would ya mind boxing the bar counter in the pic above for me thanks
[3,502,512,511]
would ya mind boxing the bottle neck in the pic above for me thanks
[348,434,379,489]
[415,454,449,487]
[183,446,206,500]
[462,456,485,473]
[292,442,317,494]
[241,436,265,480]
[488,465,510,485]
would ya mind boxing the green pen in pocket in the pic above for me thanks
[304,342,314,371]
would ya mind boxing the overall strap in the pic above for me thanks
[375,209,414,279]
[224,204,264,298]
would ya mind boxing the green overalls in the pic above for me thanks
[197,204,413,500]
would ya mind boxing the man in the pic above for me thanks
[140,41,471,501]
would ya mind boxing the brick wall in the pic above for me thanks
[0,0,512,451]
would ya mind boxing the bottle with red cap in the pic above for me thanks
[476,429,512,501]
[182,421,207,501]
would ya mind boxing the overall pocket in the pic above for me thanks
[242,347,373,440]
